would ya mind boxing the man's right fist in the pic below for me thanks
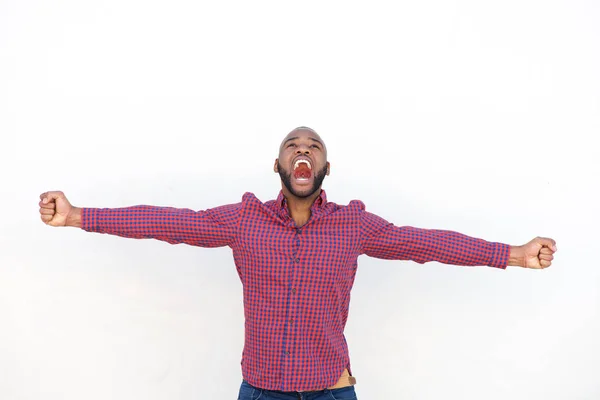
[39,191,80,227]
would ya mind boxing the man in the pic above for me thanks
[39,127,557,400]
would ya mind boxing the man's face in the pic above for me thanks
[274,128,330,199]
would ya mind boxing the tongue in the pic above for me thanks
[294,165,312,179]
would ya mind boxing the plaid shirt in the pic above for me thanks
[81,190,509,391]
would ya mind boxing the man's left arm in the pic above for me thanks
[360,211,557,269]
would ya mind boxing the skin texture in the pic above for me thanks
[38,127,557,268]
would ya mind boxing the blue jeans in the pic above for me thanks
[237,380,358,400]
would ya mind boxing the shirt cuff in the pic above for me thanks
[81,207,98,232]
[489,242,510,269]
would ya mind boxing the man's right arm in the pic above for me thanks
[39,191,241,248]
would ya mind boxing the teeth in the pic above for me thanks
[294,159,312,170]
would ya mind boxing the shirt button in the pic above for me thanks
[294,258,300,263]
[292,288,297,294]
[296,229,302,234]
[289,318,294,325]
[285,351,290,355]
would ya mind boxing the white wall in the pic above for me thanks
[1,0,598,399]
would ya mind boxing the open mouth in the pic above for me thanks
[293,158,312,182]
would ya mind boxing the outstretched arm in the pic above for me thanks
[360,211,556,269]
[39,191,240,248]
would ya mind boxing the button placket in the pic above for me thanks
[284,228,301,368]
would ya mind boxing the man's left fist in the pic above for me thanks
[510,237,557,269]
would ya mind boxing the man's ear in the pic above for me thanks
[273,159,279,173]
[326,161,331,176]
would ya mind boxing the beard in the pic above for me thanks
[277,161,328,199]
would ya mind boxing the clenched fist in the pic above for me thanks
[39,191,81,227]
[509,237,557,269]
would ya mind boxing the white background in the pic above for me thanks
[1,0,599,399]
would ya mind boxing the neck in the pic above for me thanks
[281,186,322,227]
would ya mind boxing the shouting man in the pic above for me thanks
[39,126,557,400]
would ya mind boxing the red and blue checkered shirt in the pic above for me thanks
[81,190,510,391]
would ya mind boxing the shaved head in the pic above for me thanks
[279,126,327,158]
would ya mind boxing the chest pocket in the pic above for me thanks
[300,227,357,285]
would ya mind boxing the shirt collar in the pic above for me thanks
[276,189,328,211]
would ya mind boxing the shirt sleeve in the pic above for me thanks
[81,202,241,248]
[359,210,510,269]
